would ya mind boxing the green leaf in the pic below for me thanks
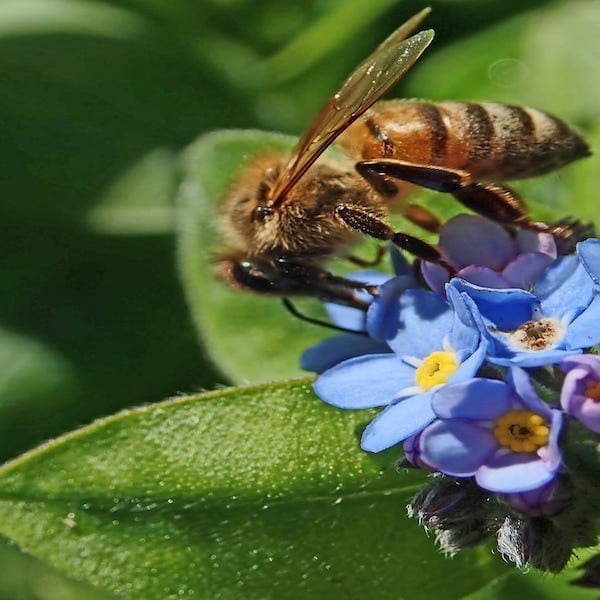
[176,130,332,384]
[0,380,510,598]
[0,538,112,600]
[87,148,176,235]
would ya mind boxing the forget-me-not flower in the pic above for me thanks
[313,282,487,452]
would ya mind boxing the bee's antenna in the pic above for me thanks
[282,298,368,336]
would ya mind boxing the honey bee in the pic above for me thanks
[216,8,590,312]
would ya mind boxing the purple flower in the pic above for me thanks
[418,367,563,494]
[449,239,600,367]
[421,215,556,295]
[500,479,571,517]
[560,355,600,435]
[403,433,436,471]
[312,283,487,452]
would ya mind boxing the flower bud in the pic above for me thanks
[407,477,489,528]
[435,521,491,556]
[496,515,573,573]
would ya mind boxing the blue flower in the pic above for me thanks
[300,269,394,373]
[312,283,487,452]
[302,247,417,373]
[419,367,563,494]
[449,239,600,368]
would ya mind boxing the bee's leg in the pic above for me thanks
[355,152,443,233]
[549,216,595,254]
[281,298,367,336]
[216,255,376,308]
[356,159,536,229]
[334,204,455,273]
[344,245,386,267]
[358,159,595,250]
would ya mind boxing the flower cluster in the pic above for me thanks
[303,215,600,572]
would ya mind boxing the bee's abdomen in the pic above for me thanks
[340,100,590,181]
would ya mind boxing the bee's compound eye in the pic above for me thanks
[254,205,274,222]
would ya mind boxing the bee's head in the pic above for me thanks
[220,153,369,257]
[219,154,286,254]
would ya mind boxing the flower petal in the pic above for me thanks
[382,290,452,357]
[432,378,512,420]
[515,229,557,259]
[361,392,436,452]
[561,354,600,378]
[448,341,488,383]
[419,419,497,476]
[538,259,594,318]
[501,252,554,289]
[560,367,589,412]
[572,397,600,435]
[577,238,600,285]
[564,296,600,349]
[537,410,563,472]
[301,333,390,373]
[449,279,537,331]
[456,265,510,289]
[446,283,480,354]
[475,451,556,493]
[439,215,516,270]
[313,354,414,409]
[366,275,418,341]
[325,270,391,330]
[488,348,582,368]
[421,261,450,296]
[506,366,551,420]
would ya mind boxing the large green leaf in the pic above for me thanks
[177,130,335,384]
[0,380,512,598]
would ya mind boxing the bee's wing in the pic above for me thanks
[269,11,434,205]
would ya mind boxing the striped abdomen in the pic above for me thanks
[338,100,590,180]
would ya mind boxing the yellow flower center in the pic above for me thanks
[493,410,549,453]
[414,351,458,391]
[584,380,600,402]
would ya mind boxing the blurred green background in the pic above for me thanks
[0,0,598,596]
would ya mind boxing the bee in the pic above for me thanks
[216,8,590,312]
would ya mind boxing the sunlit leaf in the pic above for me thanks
[0,380,510,598]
